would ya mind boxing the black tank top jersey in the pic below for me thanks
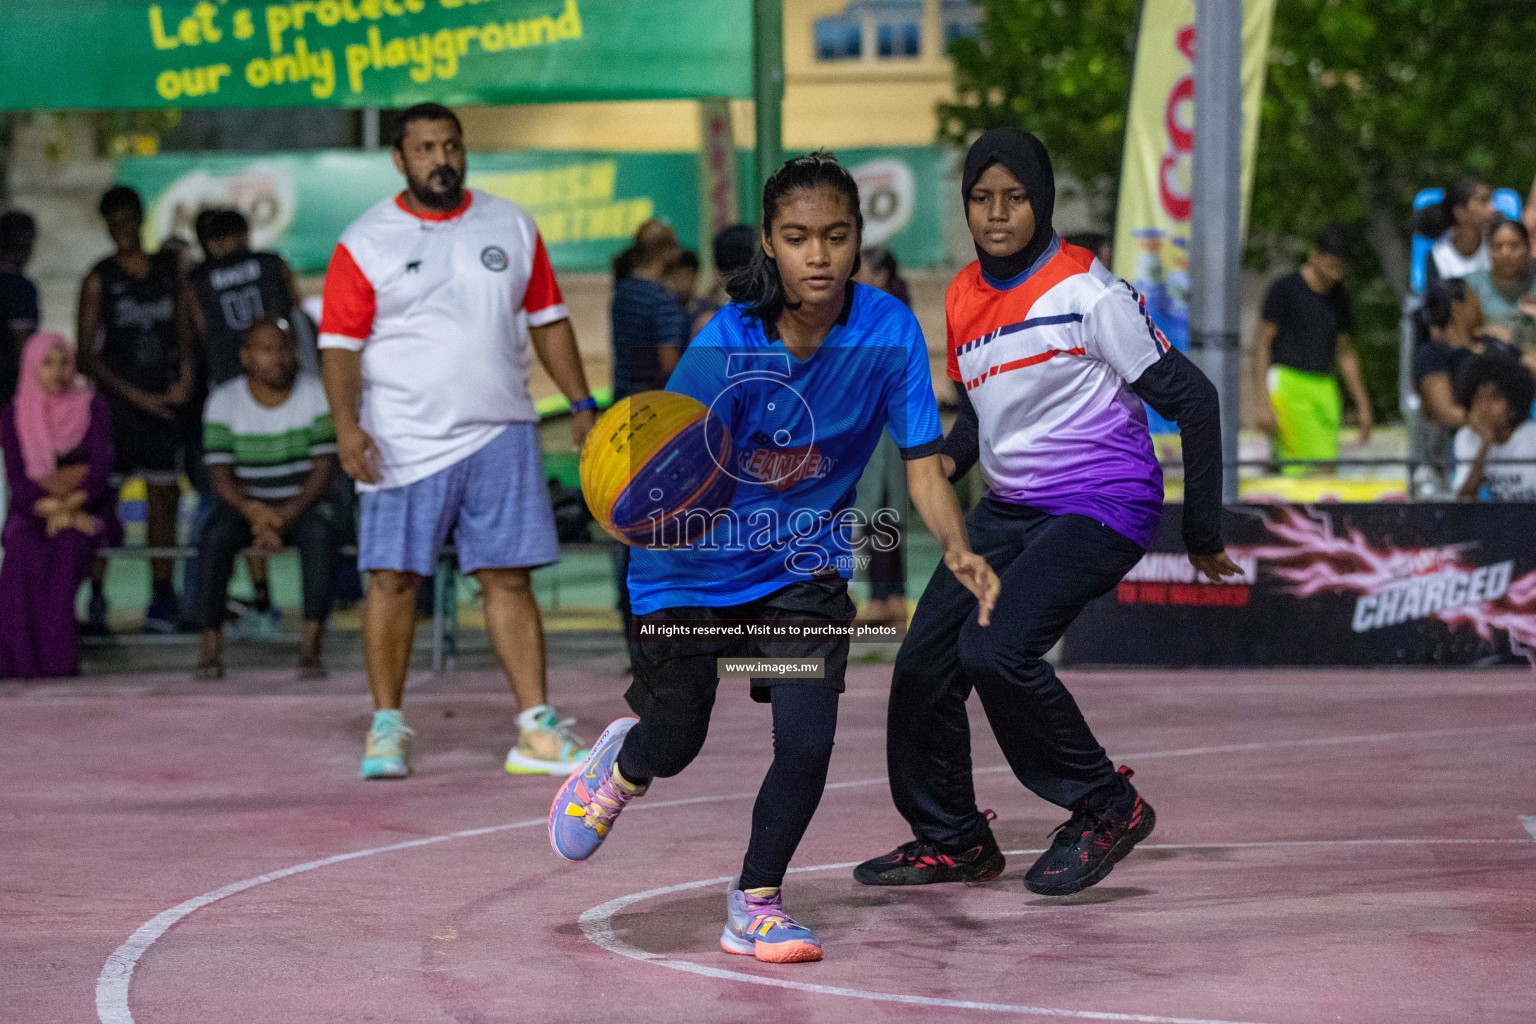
[189,250,293,386]
[94,252,179,393]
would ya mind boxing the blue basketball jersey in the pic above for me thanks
[627,283,942,614]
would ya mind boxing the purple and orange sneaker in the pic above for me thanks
[549,717,645,861]
[1024,765,1156,896]
[720,881,823,963]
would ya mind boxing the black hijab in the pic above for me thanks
[962,128,1056,281]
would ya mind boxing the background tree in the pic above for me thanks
[941,0,1536,421]
[940,0,1138,224]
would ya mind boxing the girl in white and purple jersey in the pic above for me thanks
[856,128,1243,898]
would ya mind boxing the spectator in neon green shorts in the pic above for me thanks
[1252,225,1373,474]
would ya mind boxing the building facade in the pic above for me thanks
[458,0,979,152]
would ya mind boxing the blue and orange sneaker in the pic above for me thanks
[720,881,823,963]
[549,717,645,861]
[360,712,414,780]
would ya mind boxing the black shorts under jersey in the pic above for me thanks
[625,577,856,718]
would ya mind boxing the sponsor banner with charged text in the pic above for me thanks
[0,0,752,110]
[1062,503,1536,667]
[115,145,946,273]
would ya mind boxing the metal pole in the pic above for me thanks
[362,106,380,150]
[1190,0,1243,503]
[752,0,785,206]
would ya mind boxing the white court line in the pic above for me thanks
[827,721,1536,791]
[95,721,1536,1024]
[1520,816,1536,842]
[93,792,758,1024]
[577,836,1531,1024]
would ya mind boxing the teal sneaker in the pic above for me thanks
[507,704,589,775]
[720,881,823,963]
[548,717,643,861]
[360,717,414,779]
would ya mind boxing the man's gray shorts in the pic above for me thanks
[358,423,559,576]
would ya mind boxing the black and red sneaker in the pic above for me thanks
[854,816,1005,886]
[1023,766,1155,897]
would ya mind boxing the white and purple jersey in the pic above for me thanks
[946,238,1168,548]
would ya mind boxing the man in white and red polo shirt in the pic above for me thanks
[319,103,598,781]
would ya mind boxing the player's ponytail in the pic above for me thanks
[729,151,863,326]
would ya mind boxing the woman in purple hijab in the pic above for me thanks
[1,332,120,678]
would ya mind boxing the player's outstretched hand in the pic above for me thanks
[1190,550,1243,582]
[337,425,381,485]
[570,408,595,452]
[946,550,999,627]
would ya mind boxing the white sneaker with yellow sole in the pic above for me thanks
[505,704,589,774]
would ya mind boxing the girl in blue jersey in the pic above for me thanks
[549,154,998,964]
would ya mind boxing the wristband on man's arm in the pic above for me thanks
[569,396,598,414]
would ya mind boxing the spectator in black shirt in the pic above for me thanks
[76,186,192,635]
[186,209,300,388]
[610,218,678,283]
[661,248,702,327]
[1413,277,1522,429]
[0,210,40,407]
[1252,225,1372,473]
[687,223,755,339]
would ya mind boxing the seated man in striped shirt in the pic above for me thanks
[197,317,338,680]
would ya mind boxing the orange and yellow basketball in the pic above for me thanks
[579,391,736,548]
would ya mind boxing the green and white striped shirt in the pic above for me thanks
[203,374,336,501]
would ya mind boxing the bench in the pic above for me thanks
[91,540,619,674]
[93,544,462,673]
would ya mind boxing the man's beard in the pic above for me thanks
[407,164,465,210]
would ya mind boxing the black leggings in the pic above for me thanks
[618,685,840,891]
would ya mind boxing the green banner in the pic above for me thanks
[0,0,752,110]
[114,145,946,273]
[837,145,945,274]
[115,149,688,271]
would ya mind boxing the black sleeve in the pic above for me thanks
[22,277,40,320]
[899,437,944,460]
[941,385,980,483]
[1129,349,1224,555]
[1259,276,1288,327]
[1412,342,1447,387]
[1335,286,1353,335]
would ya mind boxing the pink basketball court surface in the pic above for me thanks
[6,659,1535,1024]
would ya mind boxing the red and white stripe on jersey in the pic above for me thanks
[945,242,1164,391]
[1126,280,1172,356]
[522,234,564,325]
[317,188,568,489]
[318,242,374,345]
[942,240,1168,509]
[319,192,566,350]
